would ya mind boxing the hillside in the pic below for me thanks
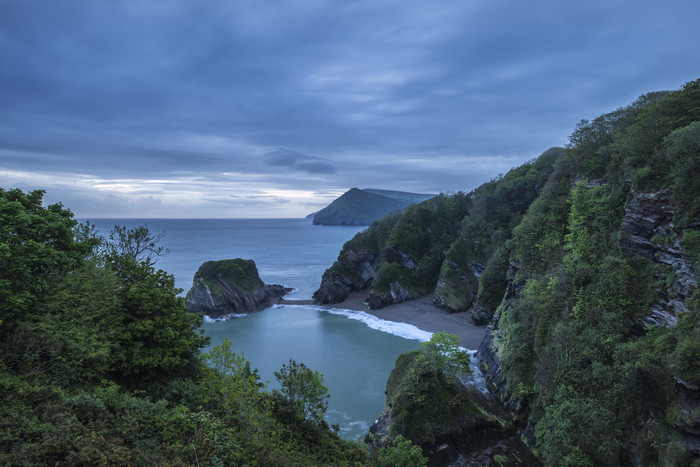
[311,188,433,225]
[316,79,700,465]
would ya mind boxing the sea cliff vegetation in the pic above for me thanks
[318,78,700,465]
[0,194,371,465]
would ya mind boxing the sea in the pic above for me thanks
[86,218,429,440]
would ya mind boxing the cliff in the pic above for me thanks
[311,188,433,226]
[186,259,291,318]
[349,80,699,465]
[313,149,561,311]
[367,347,538,466]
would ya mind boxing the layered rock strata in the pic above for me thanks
[186,259,292,318]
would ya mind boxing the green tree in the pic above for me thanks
[0,188,95,331]
[105,224,170,266]
[377,435,427,467]
[105,225,208,383]
[273,359,330,424]
[419,331,471,377]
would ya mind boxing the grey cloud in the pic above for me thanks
[265,149,336,175]
[0,0,698,217]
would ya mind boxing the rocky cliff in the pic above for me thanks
[620,190,699,327]
[312,247,376,304]
[366,348,537,466]
[186,259,291,318]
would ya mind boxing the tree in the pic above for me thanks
[377,435,427,467]
[0,188,96,332]
[104,225,208,383]
[419,331,471,377]
[273,359,329,424]
[106,224,169,266]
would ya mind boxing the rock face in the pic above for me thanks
[186,259,291,318]
[366,281,421,310]
[366,349,537,466]
[620,190,698,327]
[433,260,481,314]
[313,248,376,304]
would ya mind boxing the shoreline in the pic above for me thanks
[281,291,487,350]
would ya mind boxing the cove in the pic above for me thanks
[202,304,424,440]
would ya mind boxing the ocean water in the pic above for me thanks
[86,218,426,439]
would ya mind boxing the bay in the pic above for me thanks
[85,218,424,439]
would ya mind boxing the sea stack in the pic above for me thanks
[186,258,292,318]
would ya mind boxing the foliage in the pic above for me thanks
[493,79,700,465]
[0,188,96,331]
[0,191,368,465]
[384,348,481,445]
[419,331,471,377]
[105,224,170,266]
[273,358,330,424]
[376,434,427,467]
[193,258,264,294]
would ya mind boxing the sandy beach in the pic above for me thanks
[281,291,487,350]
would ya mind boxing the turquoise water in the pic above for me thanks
[85,218,427,439]
[203,305,422,439]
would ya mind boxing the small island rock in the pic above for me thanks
[186,259,292,318]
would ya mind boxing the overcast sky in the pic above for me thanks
[1,0,699,218]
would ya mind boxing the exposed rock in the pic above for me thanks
[366,281,421,310]
[620,190,698,327]
[620,190,674,260]
[313,247,375,304]
[186,259,292,318]
[672,377,700,457]
[433,260,479,313]
[478,331,518,413]
[471,305,491,326]
[366,348,537,466]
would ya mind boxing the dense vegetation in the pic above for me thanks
[0,189,372,465]
[317,146,562,316]
[319,78,700,465]
[494,79,700,466]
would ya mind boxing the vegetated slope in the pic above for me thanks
[313,147,563,315]
[318,78,700,465]
[362,188,435,205]
[0,192,370,465]
[312,187,433,225]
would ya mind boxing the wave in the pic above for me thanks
[202,313,249,323]
[296,305,434,342]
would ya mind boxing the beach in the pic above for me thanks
[281,291,487,350]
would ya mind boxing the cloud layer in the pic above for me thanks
[1,0,699,217]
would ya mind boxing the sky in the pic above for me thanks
[1,0,699,218]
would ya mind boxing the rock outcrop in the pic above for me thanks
[186,259,292,318]
[313,248,375,304]
[366,348,537,466]
[366,281,421,310]
[620,190,698,327]
[433,260,480,314]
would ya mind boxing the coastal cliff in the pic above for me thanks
[367,346,538,466]
[353,81,699,465]
[186,259,291,318]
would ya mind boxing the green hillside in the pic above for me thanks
[311,188,433,225]
[317,79,700,464]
